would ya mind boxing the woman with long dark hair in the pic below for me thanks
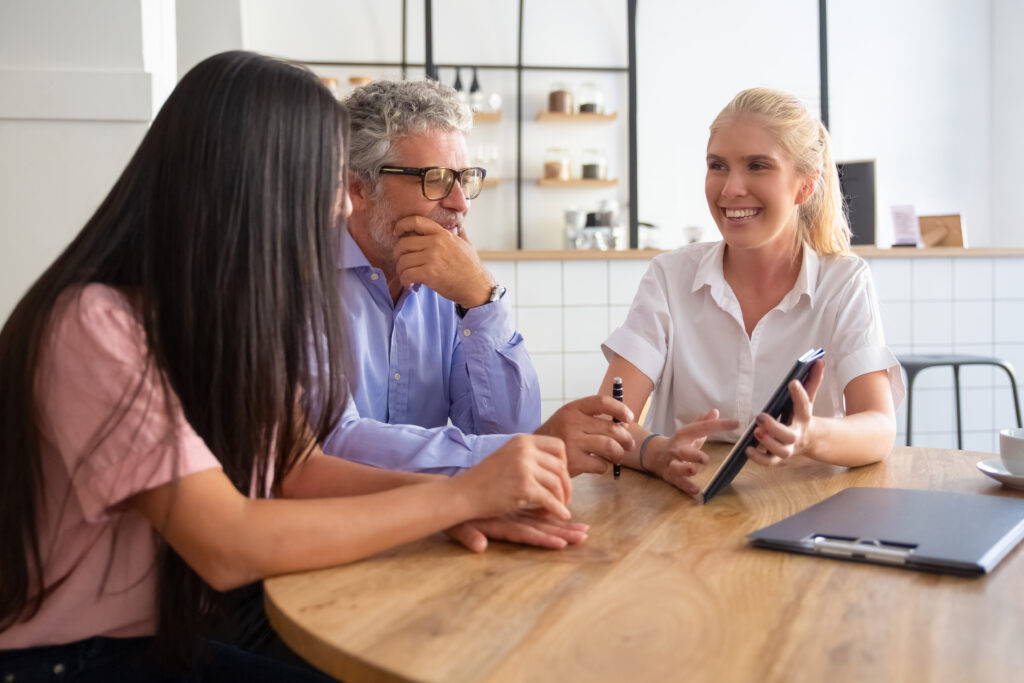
[0,51,580,680]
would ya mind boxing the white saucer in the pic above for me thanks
[977,459,1024,490]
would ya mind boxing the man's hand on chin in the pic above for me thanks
[393,215,494,308]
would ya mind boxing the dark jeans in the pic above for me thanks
[0,584,334,682]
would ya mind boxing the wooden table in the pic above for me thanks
[264,446,1024,682]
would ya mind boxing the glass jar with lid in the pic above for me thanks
[578,82,604,114]
[547,83,574,114]
[543,147,571,180]
[580,148,607,180]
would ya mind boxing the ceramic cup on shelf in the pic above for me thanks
[999,428,1024,475]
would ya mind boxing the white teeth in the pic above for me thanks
[724,208,760,218]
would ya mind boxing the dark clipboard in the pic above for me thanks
[699,348,824,504]
[747,487,1024,576]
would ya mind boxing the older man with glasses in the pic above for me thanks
[319,78,633,477]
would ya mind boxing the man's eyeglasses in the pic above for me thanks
[378,166,487,201]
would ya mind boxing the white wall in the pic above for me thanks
[0,0,159,321]
[636,0,820,246]
[828,0,993,247]
[991,0,1024,247]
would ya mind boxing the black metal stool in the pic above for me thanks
[899,354,1023,448]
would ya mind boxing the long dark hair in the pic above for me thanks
[0,51,349,650]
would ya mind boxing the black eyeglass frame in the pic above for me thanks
[377,165,487,200]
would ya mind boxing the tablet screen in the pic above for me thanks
[699,348,825,504]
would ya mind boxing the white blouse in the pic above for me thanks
[603,240,905,440]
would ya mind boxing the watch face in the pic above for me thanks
[489,285,505,302]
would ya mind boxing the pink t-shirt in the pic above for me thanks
[0,284,221,649]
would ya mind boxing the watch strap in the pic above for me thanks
[456,283,504,317]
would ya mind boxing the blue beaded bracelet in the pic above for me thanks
[638,433,662,473]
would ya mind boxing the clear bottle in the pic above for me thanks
[578,82,604,114]
[580,148,607,180]
[543,147,571,180]
[547,83,574,114]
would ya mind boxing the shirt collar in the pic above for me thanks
[339,229,371,270]
[337,228,422,293]
[691,239,820,308]
[789,242,820,308]
[692,239,727,294]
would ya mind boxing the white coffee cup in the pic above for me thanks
[999,428,1024,475]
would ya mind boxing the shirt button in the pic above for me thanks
[393,372,401,381]
[371,273,379,281]
[463,329,472,336]
[53,663,66,674]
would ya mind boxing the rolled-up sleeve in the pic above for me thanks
[602,261,672,385]
[449,293,541,434]
[830,264,906,409]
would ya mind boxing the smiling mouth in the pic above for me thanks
[722,208,762,220]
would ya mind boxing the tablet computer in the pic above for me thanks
[699,348,825,504]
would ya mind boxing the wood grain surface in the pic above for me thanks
[265,446,1024,682]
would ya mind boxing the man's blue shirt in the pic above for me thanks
[320,231,542,474]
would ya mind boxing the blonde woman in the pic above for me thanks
[600,87,904,497]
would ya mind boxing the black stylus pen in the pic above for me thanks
[612,377,623,479]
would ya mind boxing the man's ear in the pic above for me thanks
[795,169,820,205]
[348,175,372,213]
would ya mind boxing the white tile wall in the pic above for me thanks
[517,306,563,352]
[912,302,953,346]
[912,259,953,301]
[953,301,993,346]
[953,258,993,301]
[562,306,609,353]
[501,254,1023,452]
[995,300,1024,343]
[563,261,609,306]
[994,257,1024,299]
[563,352,608,400]
[529,352,563,400]
[515,261,562,306]
[608,260,650,305]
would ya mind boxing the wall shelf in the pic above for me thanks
[311,1,638,249]
[473,110,502,124]
[536,178,618,188]
[535,112,618,123]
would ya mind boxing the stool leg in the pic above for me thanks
[953,364,963,450]
[905,369,917,447]
[996,363,1023,428]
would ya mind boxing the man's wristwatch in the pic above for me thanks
[456,283,505,318]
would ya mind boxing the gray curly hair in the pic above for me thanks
[343,79,473,196]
